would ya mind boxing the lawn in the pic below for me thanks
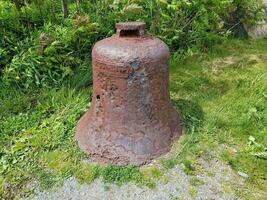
[0,38,267,199]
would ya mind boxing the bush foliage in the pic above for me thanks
[0,0,265,89]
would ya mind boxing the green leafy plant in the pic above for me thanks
[1,0,266,89]
[247,136,267,159]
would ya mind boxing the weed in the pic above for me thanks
[160,158,178,170]
[181,160,195,175]
[74,163,98,184]
[189,177,204,187]
[188,187,198,198]
[99,165,142,185]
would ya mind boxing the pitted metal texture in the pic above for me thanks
[75,22,182,165]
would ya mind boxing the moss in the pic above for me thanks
[206,171,215,177]
[188,187,198,198]
[141,166,162,180]
[99,165,143,185]
[74,163,98,184]
[161,158,178,169]
[181,160,195,175]
[189,177,204,187]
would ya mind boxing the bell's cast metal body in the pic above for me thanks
[76,22,182,165]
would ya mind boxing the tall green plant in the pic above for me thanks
[1,0,266,89]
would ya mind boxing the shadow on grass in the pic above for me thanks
[172,99,204,132]
[160,99,204,170]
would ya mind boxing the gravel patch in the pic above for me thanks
[25,159,244,200]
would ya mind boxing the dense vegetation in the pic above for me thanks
[0,0,265,89]
[0,0,267,199]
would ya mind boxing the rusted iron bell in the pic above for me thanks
[76,22,182,165]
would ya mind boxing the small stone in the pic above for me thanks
[238,171,249,178]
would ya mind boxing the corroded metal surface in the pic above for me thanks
[75,22,182,165]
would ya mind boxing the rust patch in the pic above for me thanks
[75,22,182,166]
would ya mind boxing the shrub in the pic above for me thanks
[222,0,266,36]
[2,21,96,89]
[0,1,24,71]
[0,0,265,89]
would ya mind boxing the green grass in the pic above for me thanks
[1,38,267,199]
[169,38,267,199]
